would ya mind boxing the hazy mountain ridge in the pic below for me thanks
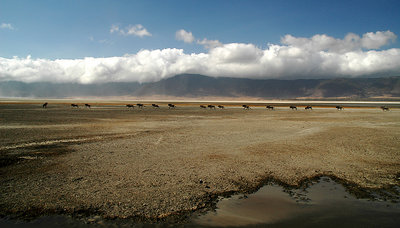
[1,74,400,99]
[0,81,140,98]
[133,74,400,99]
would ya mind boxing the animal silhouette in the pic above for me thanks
[242,105,250,110]
[381,106,389,111]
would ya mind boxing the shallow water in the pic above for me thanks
[192,176,400,227]
[1,177,399,227]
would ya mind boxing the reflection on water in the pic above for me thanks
[1,177,399,227]
[193,186,311,226]
[192,177,400,227]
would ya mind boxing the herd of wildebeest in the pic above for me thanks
[40,102,391,111]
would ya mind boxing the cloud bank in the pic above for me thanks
[1,31,399,84]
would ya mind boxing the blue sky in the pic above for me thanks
[0,0,400,83]
[1,0,399,59]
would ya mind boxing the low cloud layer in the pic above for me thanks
[281,31,397,53]
[1,31,399,84]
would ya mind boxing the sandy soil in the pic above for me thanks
[0,102,399,221]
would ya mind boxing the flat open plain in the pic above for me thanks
[0,101,399,222]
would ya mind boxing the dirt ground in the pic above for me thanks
[0,102,399,221]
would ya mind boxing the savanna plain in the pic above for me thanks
[0,101,399,225]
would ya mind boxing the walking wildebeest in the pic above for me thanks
[336,106,344,110]
[381,106,390,111]
[208,105,216,109]
[218,105,224,109]
[290,105,297,110]
[126,104,134,109]
[305,106,312,110]
[152,104,160,108]
[200,105,207,109]
[71,104,79,108]
[168,104,176,109]
[137,103,144,108]
[85,104,91,108]
[242,105,250,110]
[266,105,274,110]
[42,102,48,108]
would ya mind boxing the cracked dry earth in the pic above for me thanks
[0,103,399,221]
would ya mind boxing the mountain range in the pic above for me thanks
[1,74,400,100]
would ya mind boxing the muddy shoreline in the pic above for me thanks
[1,174,399,226]
[1,175,399,220]
[1,102,399,224]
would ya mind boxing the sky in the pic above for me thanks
[1,0,400,84]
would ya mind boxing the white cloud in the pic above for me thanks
[197,38,223,49]
[0,23,14,30]
[361,31,396,49]
[175,29,195,43]
[1,31,399,84]
[125,24,151,37]
[110,25,120,34]
[209,43,261,63]
[176,29,222,49]
[281,31,397,53]
[110,24,151,37]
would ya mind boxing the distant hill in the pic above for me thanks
[133,74,400,100]
[0,81,140,98]
[1,74,400,100]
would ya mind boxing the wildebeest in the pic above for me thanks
[305,106,312,110]
[218,105,224,109]
[242,105,250,110]
[336,106,344,110]
[200,105,207,109]
[381,106,390,111]
[137,103,144,108]
[71,104,79,108]
[42,102,48,108]
[152,104,160,108]
[168,104,176,109]
[126,104,134,108]
[85,104,91,108]
[290,105,297,110]
[208,105,216,109]
[266,105,274,110]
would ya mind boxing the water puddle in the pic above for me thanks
[1,177,399,227]
[192,176,400,227]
